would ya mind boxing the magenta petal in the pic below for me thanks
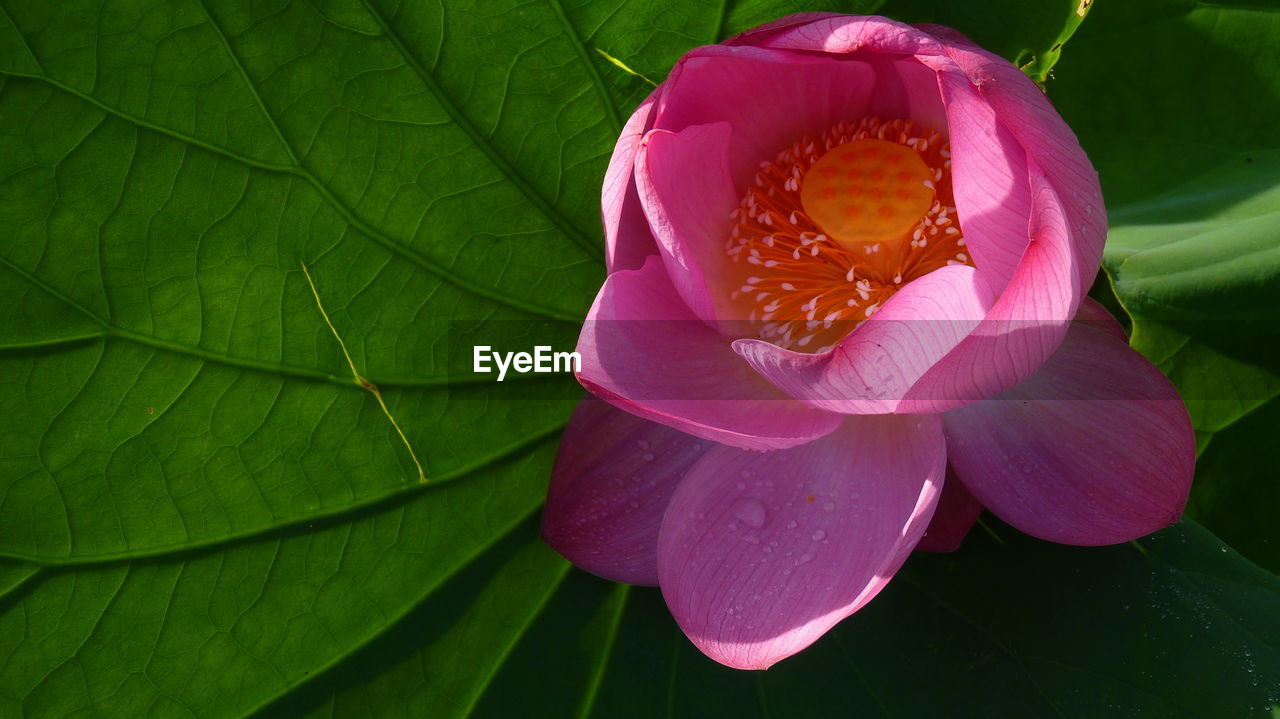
[542,397,711,585]
[635,122,740,325]
[723,12,845,46]
[653,45,876,188]
[916,26,1106,300]
[657,414,945,669]
[942,302,1195,545]
[604,89,660,272]
[934,67,1032,295]
[757,14,947,57]
[915,470,984,553]
[732,264,990,414]
[578,255,843,450]
[898,165,1083,413]
[864,54,948,135]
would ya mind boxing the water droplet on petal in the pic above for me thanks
[731,498,767,529]
[812,529,826,542]
[823,501,835,512]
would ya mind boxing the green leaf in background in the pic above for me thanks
[0,1,1277,718]
[1049,0,1280,573]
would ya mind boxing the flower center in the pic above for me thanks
[800,138,936,249]
[726,117,971,352]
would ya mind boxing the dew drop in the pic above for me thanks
[812,529,826,542]
[823,501,835,512]
[731,498,767,529]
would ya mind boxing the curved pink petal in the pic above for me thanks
[723,13,844,46]
[732,264,991,414]
[604,89,661,272]
[863,54,949,136]
[720,19,949,137]
[902,36,1104,410]
[542,397,711,585]
[914,28,1106,298]
[942,302,1195,545]
[635,122,740,325]
[653,44,877,189]
[914,469,984,553]
[756,14,948,57]
[933,67,1031,294]
[896,165,1080,412]
[578,255,843,450]
[657,414,945,669]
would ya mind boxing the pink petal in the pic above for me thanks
[732,264,991,414]
[634,122,740,325]
[899,32,1105,409]
[942,301,1195,545]
[863,54,948,135]
[652,44,876,190]
[542,397,711,585]
[657,414,945,669]
[914,470,984,553]
[897,163,1083,413]
[915,29,1106,299]
[725,16,946,134]
[933,67,1031,295]
[756,14,948,57]
[578,255,843,450]
[723,13,846,46]
[603,89,661,272]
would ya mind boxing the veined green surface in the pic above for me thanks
[0,0,1277,716]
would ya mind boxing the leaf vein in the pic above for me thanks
[353,0,604,261]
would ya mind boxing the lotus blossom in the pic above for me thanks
[541,13,1195,670]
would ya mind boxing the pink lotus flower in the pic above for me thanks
[541,14,1195,670]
